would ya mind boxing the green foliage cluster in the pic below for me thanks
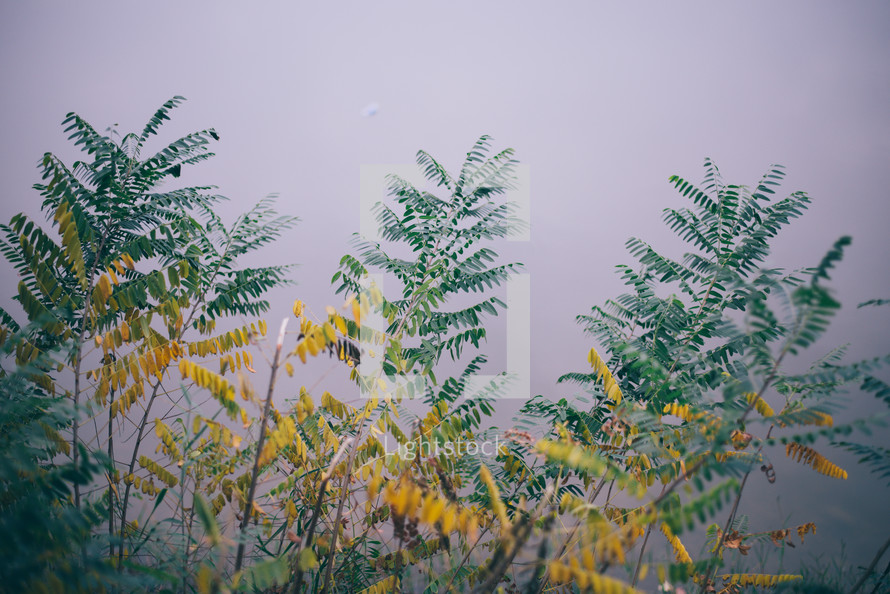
[1,99,888,594]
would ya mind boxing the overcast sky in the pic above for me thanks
[2,0,889,573]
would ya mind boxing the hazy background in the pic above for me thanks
[2,0,889,578]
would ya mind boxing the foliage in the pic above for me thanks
[513,160,888,593]
[0,98,297,591]
[1,104,887,594]
[0,327,112,592]
[332,134,524,385]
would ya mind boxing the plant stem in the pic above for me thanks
[868,556,890,594]
[108,384,116,560]
[698,424,775,592]
[118,378,163,570]
[234,318,288,573]
[289,438,353,594]
[473,489,553,594]
[441,525,491,594]
[631,523,654,587]
[319,429,361,594]
[850,534,890,594]
[632,484,667,587]
[71,226,112,510]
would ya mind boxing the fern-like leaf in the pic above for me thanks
[785,442,847,479]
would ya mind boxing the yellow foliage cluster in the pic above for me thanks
[187,324,262,358]
[257,415,297,468]
[800,410,834,427]
[745,392,774,418]
[367,540,444,571]
[178,359,241,420]
[137,455,179,488]
[53,200,87,289]
[785,442,848,479]
[558,492,591,517]
[479,465,509,530]
[283,498,298,527]
[12,337,41,366]
[719,573,802,588]
[660,523,693,565]
[321,391,354,419]
[219,351,255,374]
[122,472,162,496]
[381,476,480,540]
[92,264,182,317]
[501,449,528,482]
[93,319,140,352]
[662,402,702,423]
[602,508,648,546]
[155,419,182,461]
[314,415,341,453]
[293,387,315,423]
[40,422,70,456]
[292,314,341,363]
[90,340,181,400]
[588,347,623,408]
[357,575,399,593]
[109,382,143,419]
[196,417,242,450]
[549,558,641,594]
[211,493,228,516]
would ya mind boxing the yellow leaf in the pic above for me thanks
[297,548,318,571]
[351,299,361,327]
[420,494,445,526]
[440,507,456,534]
[196,565,214,594]
[334,315,347,335]
[479,464,509,530]
[97,274,112,302]
[746,392,774,418]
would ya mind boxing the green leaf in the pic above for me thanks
[193,493,220,546]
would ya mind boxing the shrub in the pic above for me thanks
[1,103,887,594]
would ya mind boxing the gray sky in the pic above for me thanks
[2,0,889,574]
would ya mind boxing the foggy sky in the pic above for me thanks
[2,0,889,575]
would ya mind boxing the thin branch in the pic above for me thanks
[851,534,890,594]
[234,318,288,573]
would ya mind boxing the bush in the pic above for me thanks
[1,102,887,593]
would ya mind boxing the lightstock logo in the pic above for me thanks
[355,160,531,401]
[381,433,505,462]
